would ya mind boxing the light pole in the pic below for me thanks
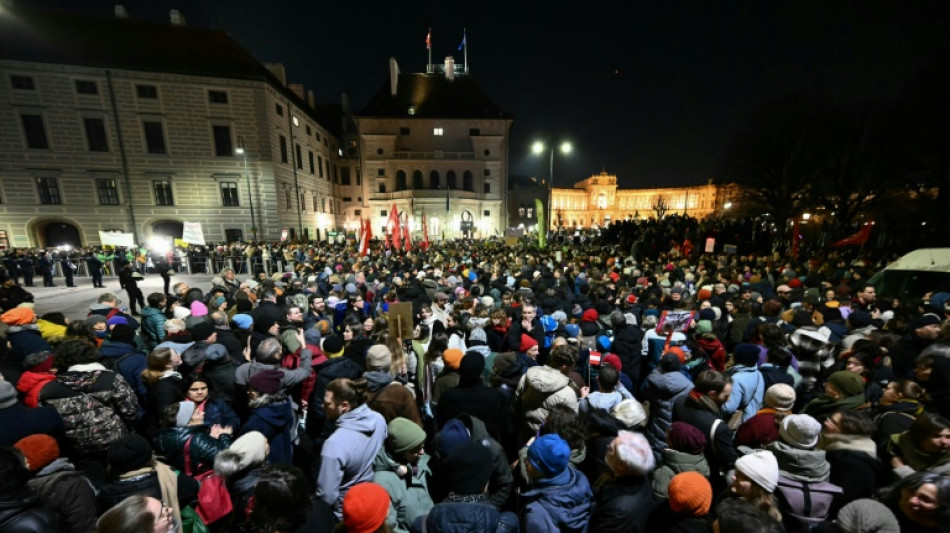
[235,136,258,242]
[532,140,572,238]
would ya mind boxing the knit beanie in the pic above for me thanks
[519,334,538,353]
[764,384,796,412]
[835,498,900,533]
[695,320,713,335]
[468,327,487,345]
[189,321,215,343]
[14,434,59,471]
[0,307,34,326]
[236,299,253,312]
[733,343,760,367]
[458,350,485,384]
[443,348,464,370]
[665,346,687,364]
[387,417,426,455]
[667,421,706,455]
[910,313,942,330]
[228,431,268,471]
[493,352,522,378]
[176,401,197,427]
[23,351,54,373]
[436,419,472,458]
[173,306,192,320]
[0,381,17,409]
[596,335,612,352]
[698,308,717,322]
[828,370,865,397]
[342,482,390,533]
[365,344,392,369]
[109,324,137,344]
[734,449,779,493]
[668,471,712,517]
[322,335,345,358]
[528,434,571,477]
[211,296,228,310]
[564,323,580,338]
[190,301,209,317]
[108,433,154,473]
[659,352,682,372]
[581,309,599,323]
[779,414,822,449]
[602,353,623,372]
[248,369,283,395]
[84,315,108,329]
[232,314,253,330]
[447,442,494,495]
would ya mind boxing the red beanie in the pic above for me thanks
[665,346,687,364]
[581,309,599,323]
[519,334,539,353]
[14,434,59,471]
[602,353,623,372]
[697,288,712,301]
[343,482,390,533]
[788,278,803,289]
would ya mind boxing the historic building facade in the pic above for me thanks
[0,5,345,248]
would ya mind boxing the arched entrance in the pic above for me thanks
[152,220,184,239]
[29,218,83,248]
[460,210,474,238]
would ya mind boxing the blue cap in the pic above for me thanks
[528,434,571,477]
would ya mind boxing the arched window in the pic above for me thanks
[396,170,407,191]
[463,170,473,191]
[447,170,457,189]
[412,170,423,189]
[430,170,440,189]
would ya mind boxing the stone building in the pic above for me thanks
[0,5,344,248]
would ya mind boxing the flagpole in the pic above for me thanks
[427,27,432,70]
[463,28,468,74]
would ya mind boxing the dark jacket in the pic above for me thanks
[97,340,148,401]
[520,467,592,533]
[306,357,364,440]
[431,414,515,509]
[140,306,167,350]
[0,493,60,533]
[611,323,645,384]
[242,396,295,466]
[98,466,199,514]
[645,369,694,458]
[436,380,506,442]
[154,426,233,474]
[0,402,65,447]
[589,473,653,533]
[25,458,97,533]
[364,371,422,427]
[423,496,519,533]
[672,393,737,474]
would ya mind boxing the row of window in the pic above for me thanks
[21,177,236,207]
[283,189,335,215]
[10,74,232,106]
[275,103,333,150]
[389,170,490,193]
[399,126,481,136]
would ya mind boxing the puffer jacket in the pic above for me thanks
[242,395,295,466]
[423,496,520,533]
[373,450,433,533]
[644,369,694,457]
[16,371,56,408]
[35,319,67,345]
[520,466,592,533]
[0,494,60,533]
[39,363,139,454]
[154,426,233,474]
[514,365,579,434]
[140,306,167,349]
[722,365,764,423]
[25,458,97,533]
[651,448,710,501]
[97,340,148,401]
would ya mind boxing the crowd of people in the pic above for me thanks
[0,231,949,533]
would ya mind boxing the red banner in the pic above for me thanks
[832,223,872,247]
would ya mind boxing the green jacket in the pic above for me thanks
[372,448,433,533]
[652,448,710,501]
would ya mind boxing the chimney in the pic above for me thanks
[114,5,128,18]
[389,57,400,96]
[444,56,455,81]
[265,63,287,86]
[289,83,305,101]
[307,90,315,108]
[169,9,185,26]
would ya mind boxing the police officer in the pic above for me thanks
[60,250,77,287]
[38,251,56,287]
[16,252,34,287]
[1,252,18,285]
[86,248,105,288]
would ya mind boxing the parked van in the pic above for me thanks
[869,248,950,300]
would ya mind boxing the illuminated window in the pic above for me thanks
[433,127,444,136]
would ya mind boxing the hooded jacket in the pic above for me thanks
[514,365,579,433]
[98,340,148,401]
[140,305,167,349]
[316,403,388,518]
[430,414,515,509]
[645,369,694,457]
[722,365,764,423]
[242,396,295,465]
[588,472,652,533]
[652,448,711,501]
[521,466,593,533]
[373,449,433,533]
[25,457,98,533]
[364,371,422,426]
[767,440,831,482]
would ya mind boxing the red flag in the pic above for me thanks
[389,203,401,252]
[426,29,431,49]
[790,219,801,258]
[359,219,372,257]
[403,219,411,251]
[422,212,430,251]
[832,223,873,247]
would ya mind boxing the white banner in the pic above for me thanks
[99,231,135,247]
[182,222,206,245]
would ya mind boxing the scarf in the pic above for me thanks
[819,433,878,459]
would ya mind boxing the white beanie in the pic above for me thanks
[173,306,192,320]
[779,414,822,449]
[735,449,779,492]
[228,431,268,470]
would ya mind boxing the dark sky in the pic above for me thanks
[23,0,950,187]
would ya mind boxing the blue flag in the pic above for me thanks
[457,33,466,51]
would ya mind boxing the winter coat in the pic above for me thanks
[521,467,593,533]
[514,365,579,434]
[15,371,56,408]
[242,396,295,465]
[432,369,460,404]
[767,440,831,482]
[0,493,60,533]
[316,403,388,518]
[430,414,515,509]
[424,497,519,533]
[587,472,652,533]
[888,431,950,478]
[97,340,148,401]
[695,336,727,372]
[652,449,711,501]
[611,323,645,384]
[142,373,184,439]
[39,363,139,455]
[0,401,64,447]
[486,325,510,353]
[25,458,97,533]
[180,341,237,403]
[154,426,233,474]
[140,306,167,349]
[5,326,51,377]
[436,381,506,442]
[721,365,764,424]
[672,393,737,474]
[306,356,364,440]
[821,434,884,510]
[645,369,694,457]
[734,409,782,449]
[98,464,199,516]
[373,450,433,533]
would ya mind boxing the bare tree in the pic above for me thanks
[652,195,670,220]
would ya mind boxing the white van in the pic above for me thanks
[868,248,950,300]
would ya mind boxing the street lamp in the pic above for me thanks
[235,136,258,241]
[532,140,572,238]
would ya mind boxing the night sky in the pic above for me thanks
[22,0,950,188]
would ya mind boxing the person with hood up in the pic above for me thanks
[430,415,515,508]
[436,349,505,441]
[652,422,711,502]
[609,309,645,384]
[241,369,295,466]
[14,434,97,533]
[372,417,433,533]
[1,307,51,375]
[723,343,766,424]
[98,323,148,403]
[363,343,421,426]
[694,319,727,372]
[513,343,580,442]
[520,433,593,533]
[179,321,236,403]
[316,377,388,519]
[644,352,694,460]
[802,370,868,422]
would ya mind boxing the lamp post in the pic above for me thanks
[532,140,572,238]
[235,136,258,242]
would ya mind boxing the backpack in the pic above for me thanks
[100,349,136,372]
[774,476,843,532]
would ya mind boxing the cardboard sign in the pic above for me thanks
[99,231,135,247]
[705,237,716,253]
[657,310,695,333]
[182,222,206,245]
[387,302,414,340]
[724,244,737,255]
